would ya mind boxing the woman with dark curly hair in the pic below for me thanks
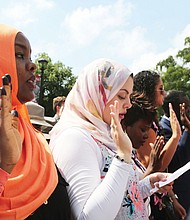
[132,71,186,219]
[132,70,180,171]
[133,70,164,110]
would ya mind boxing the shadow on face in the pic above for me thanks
[15,32,36,104]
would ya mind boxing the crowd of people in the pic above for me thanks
[1,23,190,220]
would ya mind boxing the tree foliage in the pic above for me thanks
[34,52,77,116]
[156,37,190,98]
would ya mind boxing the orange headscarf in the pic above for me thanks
[0,24,58,219]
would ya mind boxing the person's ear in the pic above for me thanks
[56,105,60,112]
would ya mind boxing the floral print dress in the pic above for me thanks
[99,143,149,220]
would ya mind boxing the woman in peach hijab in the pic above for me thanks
[0,24,70,219]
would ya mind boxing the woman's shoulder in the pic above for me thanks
[51,127,98,152]
[60,127,94,140]
[50,127,102,168]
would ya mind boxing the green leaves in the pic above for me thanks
[156,37,190,98]
[35,52,77,116]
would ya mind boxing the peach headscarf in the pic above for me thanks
[50,58,132,151]
[0,24,58,219]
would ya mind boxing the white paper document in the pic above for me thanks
[150,161,190,193]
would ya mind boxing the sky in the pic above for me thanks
[1,0,190,76]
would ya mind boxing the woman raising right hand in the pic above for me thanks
[50,58,173,220]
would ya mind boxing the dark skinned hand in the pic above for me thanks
[0,74,22,173]
[145,135,165,176]
[180,103,190,132]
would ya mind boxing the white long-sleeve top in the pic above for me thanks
[50,127,153,220]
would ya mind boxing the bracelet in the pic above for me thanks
[114,154,132,164]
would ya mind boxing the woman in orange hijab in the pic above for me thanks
[0,24,70,219]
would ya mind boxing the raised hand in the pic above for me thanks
[145,135,165,176]
[180,102,190,131]
[170,103,181,139]
[157,103,181,171]
[110,100,132,163]
[0,74,22,173]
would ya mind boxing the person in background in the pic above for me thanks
[121,101,164,176]
[26,101,53,142]
[122,98,186,219]
[132,70,184,219]
[132,70,181,173]
[45,96,66,126]
[160,90,190,214]
[121,101,164,217]
[0,23,70,219]
[53,96,66,124]
[49,58,173,220]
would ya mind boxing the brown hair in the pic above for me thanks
[53,96,66,112]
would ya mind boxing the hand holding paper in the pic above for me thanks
[150,161,190,193]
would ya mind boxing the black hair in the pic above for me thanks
[121,102,156,132]
[162,90,188,122]
[133,70,161,109]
